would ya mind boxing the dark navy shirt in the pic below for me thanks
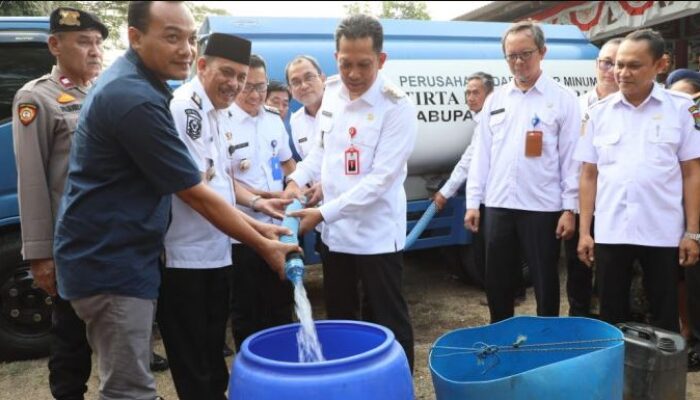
[54,49,201,300]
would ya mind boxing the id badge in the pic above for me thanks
[525,130,543,157]
[270,155,283,181]
[345,147,360,175]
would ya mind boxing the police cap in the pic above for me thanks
[666,68,700,88]
[50,7,109,39]
[203,33,252,65]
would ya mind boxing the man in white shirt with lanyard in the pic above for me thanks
[284,14,417,371]
[228,54,296,350]
[465,20,580,323]
[576,29,700,332]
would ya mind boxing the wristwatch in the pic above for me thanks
[684,232,700,243]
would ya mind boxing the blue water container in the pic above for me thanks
[430,316,624,400]
[230,320,413,400]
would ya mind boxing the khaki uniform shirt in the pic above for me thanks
[12,66,89,259]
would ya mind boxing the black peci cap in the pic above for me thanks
[50,7,109,39]
[203,33,252,65]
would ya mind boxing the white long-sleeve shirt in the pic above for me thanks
[438,111,481,199]
[289,73,417,254]
[466,73,580,212]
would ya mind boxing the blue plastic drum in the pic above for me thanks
[430,316,624,400]
[230,320,413,399]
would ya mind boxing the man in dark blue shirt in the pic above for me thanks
[53,2,297,398]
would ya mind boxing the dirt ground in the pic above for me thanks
[0,248,698,399]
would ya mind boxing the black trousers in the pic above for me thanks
[157,266,231,400]
[49,296,92,400]
[595,244,679,332]
[230,244,293,350]
[318,242,415,372]
[483,207,561,323]
[687,262,700,351]
[564,215,594,316]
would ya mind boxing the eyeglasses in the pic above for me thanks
[242,82,268,94]
[596,59,614,71]
[289,73,320,89]
[505,49,539,62]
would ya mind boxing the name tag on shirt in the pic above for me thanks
[345,147,360,175]
[270,155,283,181]
[525,130,543,157]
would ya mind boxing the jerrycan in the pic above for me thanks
[618,322,686,400]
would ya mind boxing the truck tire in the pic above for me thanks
[459,244,485,288]
[0,231,51,361]
[441,245,484,287]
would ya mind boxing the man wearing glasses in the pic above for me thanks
[564,37,622,318]
[228,54,296,350]
[286,55,326,161]
[465,20,580,323]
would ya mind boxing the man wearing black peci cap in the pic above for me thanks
[12,6,106,399]
[53,2,298,398]
[160,32,292,399]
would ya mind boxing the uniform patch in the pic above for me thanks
[185,109,202,140]
[490,108,505,115]
[191,92,202,110]
[298,137,308,143]
[321,110,333,117]
[59,76,74,89]
[59,104,81,113]
[59,10,81,27]
[689,105,700,131]
[18,103,38,126]
[57,92,76,104]
[232,142,249,151]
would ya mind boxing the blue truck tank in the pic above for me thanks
[0,16,54,362]
[198,16,598,259]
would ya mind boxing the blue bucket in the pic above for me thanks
[230,320,413,400]
[429,316,624,400]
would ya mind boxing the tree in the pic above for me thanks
[344,1,374,16]
[344,1,430,20]
[0,1,229,49]
[0,1,53,16]
[381,1,429,20]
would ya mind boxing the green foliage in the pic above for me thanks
[344,1,430,20]
[344,1,374,16]
[381,1,429,20]
[0,1,54,16]
[0,1,229,49]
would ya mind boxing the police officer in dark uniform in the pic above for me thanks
[12,7,106,399]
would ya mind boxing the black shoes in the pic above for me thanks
[151,352,169,372]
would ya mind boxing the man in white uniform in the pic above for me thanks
[576,29,700,332]
[229,54,297,350]
[284,14,417,371]
[287,55,326,162]
[565,38,621,317]
[435,72,493,211]
[465,20,580,323]
[161,34,289,399]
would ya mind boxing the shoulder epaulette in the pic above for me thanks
[382,81,406,103]
[325,74,341,86]
[264,105,280,115]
